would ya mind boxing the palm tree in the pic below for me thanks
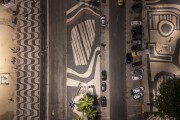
[73,116,83,120]
[85,107,97,120]
[76,95,94,112]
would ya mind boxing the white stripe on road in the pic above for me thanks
[81,22,91,58]
[78,23,90,60]
[72,30,81,65]
[74,26,87,65]
[85,20,93,46]
[66,7,100,23]
[66,2,83,15]
[88,20,95,41]
[71,42,79,65]
[67,47,100,78]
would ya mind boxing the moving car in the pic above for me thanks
[101,96,107,107]
[101,70,107,80]
[131,21,142,26]
[131,44,142,51]
[101,82,106,92]
[101,16,106,26]
[133,92,144,100]
[126,53,133,64]
[132,74,143,80]
[132,51,140,57]
[131,86,144,95]
[132,61,142,67]
[117,0,123,6]
[131,67,144,75]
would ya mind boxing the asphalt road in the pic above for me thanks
[109,0,127,120]
[48,0,67,119]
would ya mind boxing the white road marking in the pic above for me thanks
[67,47,100,77]
[72,29,81,65]
[81,22,91,58]
[66,7,100,23]
[78,23,90,60]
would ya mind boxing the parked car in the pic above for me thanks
[131,21,142,26]
[132,61,142,67]
[131,29,142,34]
[101,82,106,92]
[101,96,107,107]
[132,34,143,39]
[126,53,133,64]
[133,92,144,100]
[131,68,144,75]
[132,51,140,57]
[132,74,143,80]
[101,16,106,26]
[131,86,144,95]
[133,17,142,21]
[131,44,142,51]
[101,70,107,80]
[131,3,142,13]
[132,39,141,45]
[117,0,123,6]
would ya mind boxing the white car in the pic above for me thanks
[131,21,142,26]
[101,16,106,26]
[131,86,144,95]
[132,75,143,80]
[133,92,144,100]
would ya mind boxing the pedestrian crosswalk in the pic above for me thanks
[71,19,95,66]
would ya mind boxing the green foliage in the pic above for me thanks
[85,107,97,119]
[76,95,94,112]
[76,94,97,119]
[155,78,180,119]
[73,116,83,120]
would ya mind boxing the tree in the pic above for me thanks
[73,116,83,120]
[155,78,180,119]
[85,107,97,120]
[76,95,94,112]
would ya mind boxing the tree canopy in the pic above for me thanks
[155,78,180,119]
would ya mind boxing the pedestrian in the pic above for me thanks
[101,43,106,47]
[8,98,14,102]
[169,37,173,42]
[24,14,28,20]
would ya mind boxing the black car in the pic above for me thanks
[131,29,142,34]
[132,61,142,67]
[101,96,107,107]
[131,44,142,51]
[131,68,144,75]
[126,53,133,64]
[131,3,142,13]
[101,70,107,80]
[101,82,106,92]
[132,25,143,30]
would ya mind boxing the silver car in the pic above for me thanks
[133,92,144,100]
[131,86,144,95]
[132,75,143,80]
[101,16,106,26]
[132,40,141,45]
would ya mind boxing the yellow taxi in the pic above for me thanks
[132,51,140,57]
[118,0,123,6]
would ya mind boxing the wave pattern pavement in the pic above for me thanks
[15,0,40,120]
